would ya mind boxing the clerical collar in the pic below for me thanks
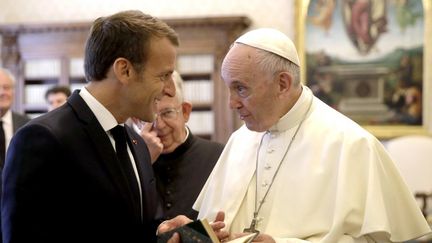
[160,127,194,159]
[268,86,313,133]
[183,125,189,143]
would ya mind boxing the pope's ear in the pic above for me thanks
[277,71,293,98]
[112,58,132,84]
[181,101,193,122]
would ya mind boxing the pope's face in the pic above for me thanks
[221,44,281,132]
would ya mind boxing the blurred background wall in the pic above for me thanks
[0,0,296,37]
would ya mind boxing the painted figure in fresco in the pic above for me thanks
[395,0,423,33]
[342,0,388,55]
[309,0,336,34]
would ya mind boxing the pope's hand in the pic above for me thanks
[229,232,275,243]
[211,211,229,242]
[250,233,275,243]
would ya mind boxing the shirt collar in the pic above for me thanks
[1,109,12,125]
[79,87,119,132]
[268,85,313,133]
[183,125,189,143]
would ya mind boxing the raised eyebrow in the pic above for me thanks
[230,80,246,87]
[157,70,173,77]
[165,70,174,76]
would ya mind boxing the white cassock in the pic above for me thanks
[194,86,431,243]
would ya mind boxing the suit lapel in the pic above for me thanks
[67,91,140,217]
[126,126,159,218]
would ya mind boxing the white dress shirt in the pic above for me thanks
[79,88,143,202]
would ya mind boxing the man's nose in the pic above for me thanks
[229,93,242,110]
[153,115,166,129]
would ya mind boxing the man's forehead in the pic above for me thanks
[0,73,11,83]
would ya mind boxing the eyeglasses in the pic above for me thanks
[154,107,181,121]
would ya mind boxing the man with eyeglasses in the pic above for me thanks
[132,71,224,221]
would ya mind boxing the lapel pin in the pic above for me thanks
[132,139,138,145]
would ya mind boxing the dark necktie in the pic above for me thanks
[0,120,6,168]
[110,125,141,208]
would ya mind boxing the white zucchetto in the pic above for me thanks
[235,28,300,66]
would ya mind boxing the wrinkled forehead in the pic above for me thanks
[223,43,258,62]
[222,44,258,79]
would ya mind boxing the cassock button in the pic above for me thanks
[166,202,172,208]
[166,190,171,195]
[264,163,271,170]
[261,181,268,187]
[267,148,274,153]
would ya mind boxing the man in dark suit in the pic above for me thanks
[0,68,31,242]
[1,10,179,243]
[0,68,31,167]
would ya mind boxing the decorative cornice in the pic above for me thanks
[0,16,251,35]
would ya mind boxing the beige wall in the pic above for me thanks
[0,0,296,38]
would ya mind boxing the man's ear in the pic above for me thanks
[112,58,132,84]
[277,71,293,98]
[181,101,193,122]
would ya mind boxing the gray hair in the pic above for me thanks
[0,67,16,86]
[254,49,300,87]
[172,71,184,103]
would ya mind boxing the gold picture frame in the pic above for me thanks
[295,0,431,139]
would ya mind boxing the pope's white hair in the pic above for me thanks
[254,48,300,87]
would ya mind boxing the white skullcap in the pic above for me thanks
[235,28,300,66]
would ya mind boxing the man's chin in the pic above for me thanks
[245,122,265,132]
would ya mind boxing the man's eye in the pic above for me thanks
[162,110,173,116]
[160,73,172,82]
[161,110,177,119]
[236,86,249,97]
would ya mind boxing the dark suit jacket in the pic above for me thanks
[11,112,30,133]
[0,112,29,242]
[2,91,160,243]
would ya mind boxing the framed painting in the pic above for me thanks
[296,0,431,139]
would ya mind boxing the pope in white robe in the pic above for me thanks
[193,28,431,243]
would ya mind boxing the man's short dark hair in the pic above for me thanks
[84,10,179,81]
[45,85,72,100]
